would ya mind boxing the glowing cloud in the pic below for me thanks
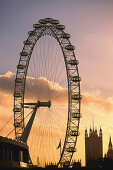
[0,72,113,112]
[0,71,15,94]
[0,71,68,104]
[82,91,113,113]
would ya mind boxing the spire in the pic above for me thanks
[100,126,102,131]
[93,114,94,131]
[108,135,112,150]
[90,126,92,131]
[89,126,92,136]
[95,127,97,134]
[99,126,102,137]
[85,128,88,137]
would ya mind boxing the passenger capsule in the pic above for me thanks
[20,52,28,56]
[56,25,65,30]
[43,18,53,23]
[65,45,75,50]
[71,113,82,118]
[14,122,21,127]
[66,147,77,153]
[61,33,71,39]
[33,24,42,29]
[63,161,70,166]
[13,108,21,112]
[68,60,79,65]
[38,19,47,24]
[69,130,80,136]
[72,94,82,100]
[24,40,32,45]
[28,31,37,36]
[17,64,26,69]
[71,76,81,82]
[15,78,23,84]
[50,19,59,25]
[14,93,22,98]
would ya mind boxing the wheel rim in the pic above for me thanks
[14,18,81,166]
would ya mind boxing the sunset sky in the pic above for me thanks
[0,0,113,167]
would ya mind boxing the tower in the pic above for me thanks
[108,136,112,150]
[107,135,113,159]
[85,126,103,167]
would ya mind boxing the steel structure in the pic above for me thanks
[13,18,81,166]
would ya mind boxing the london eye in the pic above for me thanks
[13,18,81,167]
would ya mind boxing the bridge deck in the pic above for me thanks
[0,136,29,168]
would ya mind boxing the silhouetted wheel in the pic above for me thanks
[14,18,81,167]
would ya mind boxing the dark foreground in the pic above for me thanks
[1,167,113,170]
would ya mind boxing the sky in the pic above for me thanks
[0,0,113,167]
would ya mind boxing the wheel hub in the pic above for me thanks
[22,101,51,108]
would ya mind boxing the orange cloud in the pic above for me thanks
[25,76,68,103]
[0,71,113,113]
[82,92,113,113]
[0,71,68,104]
[0,71,15,94]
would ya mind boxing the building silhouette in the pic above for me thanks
[85,126,103,167]
[106,136,113,159]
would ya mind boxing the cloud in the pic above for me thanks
[0,71,68,104]
[82,91,113,113]
[25,76,68,103]
[0,71,15,94]
[0,71,113,112]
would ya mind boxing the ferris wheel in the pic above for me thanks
[13,18,81,167]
